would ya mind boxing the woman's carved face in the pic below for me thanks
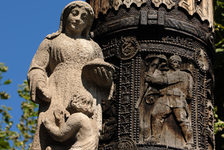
[65,7,89,36]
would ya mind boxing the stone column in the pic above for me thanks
[87,0,215,149]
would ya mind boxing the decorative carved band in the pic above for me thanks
[151,0,175,10]
[88,0,146,18]
[88,0,213,28]
[93,12,213,46]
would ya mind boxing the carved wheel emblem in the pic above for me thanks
[118,37,140,60]
[118,138,137,150]
[197,49,209,71]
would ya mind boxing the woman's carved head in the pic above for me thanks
[47,1,94,39]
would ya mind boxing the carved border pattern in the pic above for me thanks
[134,54,141,142]
[102,38,197,61]
[118,60,133,138]
[151,0,175,10]
[204,74,209,150]
[140,42,195,61]
[89,0,213,28]
[137,143,184,150]
[99,144,116,150]
[118,138,137,150]
[196,72,207,149]
[102,39,119,59]
[93,15,211,46]
[94,16,139,37]
[191,69,198,148]
[89,0,146,17]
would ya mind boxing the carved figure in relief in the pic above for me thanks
[27,1,114,150]
[145,55,193,145]
[137,55,168,143]
[136,54,168,108]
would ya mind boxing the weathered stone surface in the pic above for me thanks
[28,1,114,150]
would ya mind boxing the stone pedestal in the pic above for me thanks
[87,0,215,150]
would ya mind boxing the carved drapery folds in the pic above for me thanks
[88,0,214,149]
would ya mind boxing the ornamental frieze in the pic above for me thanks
[90,0,147,17]
[88,0,213,29]
[151,0,175,10]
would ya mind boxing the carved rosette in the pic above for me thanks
[88,0,214,149]
[118,37,140,60]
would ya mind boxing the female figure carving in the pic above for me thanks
[28,1,114,150]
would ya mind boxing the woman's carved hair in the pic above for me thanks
[46,1,94,39]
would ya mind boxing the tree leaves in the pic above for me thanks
[16,80,37,150]
[214,0,224,149]
[0,64,37,150]
[0,63,11,100]
[0,63,8,73]
[0,92,10,100]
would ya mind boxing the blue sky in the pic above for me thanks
[0,0,84,130]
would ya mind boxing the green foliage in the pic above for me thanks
[0,64,37,150]
[0,63,11,100]
[215,106,224,134]
[214,0,224,149]
[0,105,17,150]
[214,0,224,52]
[17,80,38,150]
[0,63,19,149]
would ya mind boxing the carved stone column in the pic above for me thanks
[87,0,215,149]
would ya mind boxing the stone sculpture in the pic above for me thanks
[27,1,114,150]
